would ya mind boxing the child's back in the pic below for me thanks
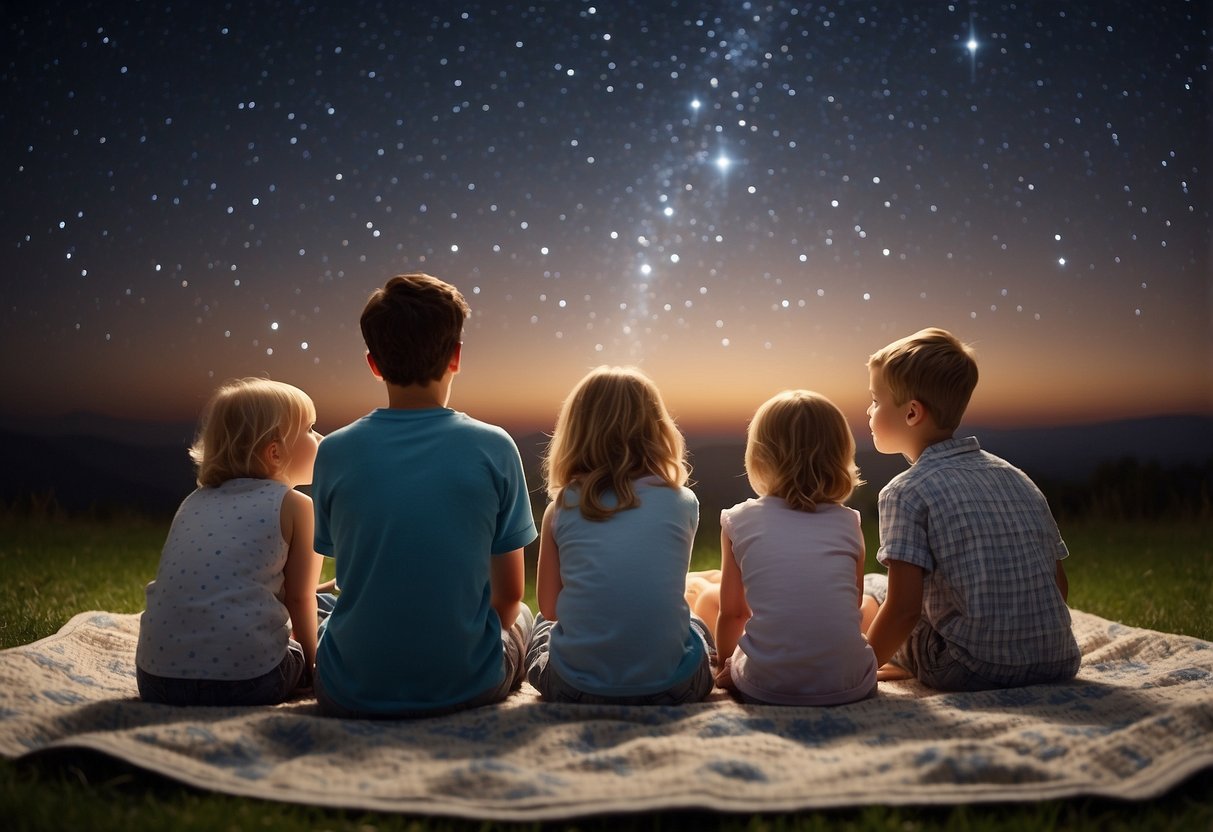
[136,377,322,707]
[710,390,876,706]
[526,366,714,706]
[139,479,294,682]
[545,476,703,696]
[313,407,534,711]
[863,328,1080,690]
[723,496,875,705]
[877,437,1080,684]
[311,274,536,718]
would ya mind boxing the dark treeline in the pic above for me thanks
[1038,458,1213,521]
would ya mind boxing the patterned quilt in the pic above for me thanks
[1,610,1210,820]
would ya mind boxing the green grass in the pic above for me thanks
[1,514,1211,831]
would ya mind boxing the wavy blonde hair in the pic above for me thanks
[544,366,689,521]
[745,390,863,511]
[190,378,316,488]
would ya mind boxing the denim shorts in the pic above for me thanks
[314,604,535,719]
[525,613,715,705]
[136,639,307,707]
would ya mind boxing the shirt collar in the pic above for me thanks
[917,435,980,463]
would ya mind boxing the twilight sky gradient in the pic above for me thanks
[3,1,1210,437]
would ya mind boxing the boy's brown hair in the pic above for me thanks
[360,274,470,387]
[868,327,978,431]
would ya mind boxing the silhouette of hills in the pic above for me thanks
[0,428,196,516]
[1,411,1208,519]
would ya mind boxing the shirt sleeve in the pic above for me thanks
[311,442,335,558]
[875,482,934,572]
[490,437,538,555]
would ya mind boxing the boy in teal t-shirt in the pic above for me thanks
[312,273,537,717]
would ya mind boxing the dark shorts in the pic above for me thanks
[314,604,535,719]
[136,640,307,707]
[864,573,1079,691]
[898,620,1079,691]
[525,613,716,705]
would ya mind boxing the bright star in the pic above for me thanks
[967,37,978,54]
[715,154,731,171]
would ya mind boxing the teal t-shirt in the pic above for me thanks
[313,407,536,713]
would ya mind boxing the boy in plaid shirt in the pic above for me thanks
[862,328,1080,690]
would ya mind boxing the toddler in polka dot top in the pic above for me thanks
[135,377,323,706]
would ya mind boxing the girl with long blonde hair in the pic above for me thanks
[525,366,714,705]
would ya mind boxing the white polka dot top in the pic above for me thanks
[136,478,292,681]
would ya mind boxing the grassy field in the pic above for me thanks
[1,513,1210,831]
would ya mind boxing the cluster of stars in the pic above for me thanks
[1,0,1208,426]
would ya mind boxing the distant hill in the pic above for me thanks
[0,429,196,517]
[964,414,1213,481]
[0,411,197,448]
[0,413,1208,519]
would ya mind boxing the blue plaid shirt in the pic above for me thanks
[877,437,1080,678]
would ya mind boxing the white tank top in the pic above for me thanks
[136,478,292,680]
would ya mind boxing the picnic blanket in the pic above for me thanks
[1,609,1210,820]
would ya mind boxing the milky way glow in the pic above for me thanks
[2,2,1209,435]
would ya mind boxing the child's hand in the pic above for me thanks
[316,578,338,594]
[876,663,913,682]
[713,663,735,690]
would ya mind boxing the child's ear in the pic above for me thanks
[448,342,463,374]
[260,439,284,474]
[904,399,927,426]
[366,351,383,379]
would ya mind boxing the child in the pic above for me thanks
[689,390,878,706]
[136,378,322,706]
[311,273,536,718]
[863,327,1080,690]
[525,366,714,705]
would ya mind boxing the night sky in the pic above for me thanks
[3,1,1210,438]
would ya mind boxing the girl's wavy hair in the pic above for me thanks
[543,366,689,521]
[190,377,316,488]
[745,390,863,511]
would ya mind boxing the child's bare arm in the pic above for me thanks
[282,489,322,672]
[714,529,750,686]
[864,560,924,669]
[490,548,526,630]
[1055,560,1069,602]
[857,556,879,633]
[536,502,562,621]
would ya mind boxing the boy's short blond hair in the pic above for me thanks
[867,327,978,431]
[191,377,316,487]
[745,390,862,511]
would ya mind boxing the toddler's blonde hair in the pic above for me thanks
[544,366,689,521]
[190,377,316,487]
[745,390,862,511]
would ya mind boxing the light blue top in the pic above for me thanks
[312,407,536,714]
[137,478,292,680]
[548,477,704,697]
